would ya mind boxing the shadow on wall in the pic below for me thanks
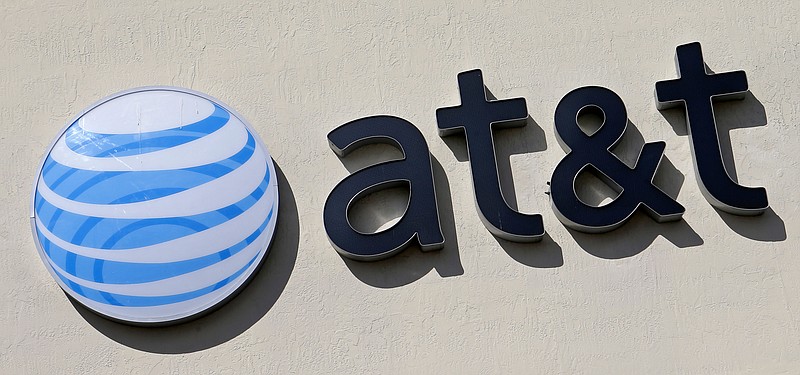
[339,154,464,288]
[568,215,703,259]
[658,79,786,242]
[71,163,300,354]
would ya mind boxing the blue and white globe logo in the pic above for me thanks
[30,87,279,325]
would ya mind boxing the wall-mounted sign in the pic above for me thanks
[30,87,279,325]
[30,42,771,325]
[324,42,769,260]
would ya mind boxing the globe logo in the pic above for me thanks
[30,88,279,325]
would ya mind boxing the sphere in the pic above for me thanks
[30,88,279,325]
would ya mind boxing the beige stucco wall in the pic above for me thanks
[2,0,799,373]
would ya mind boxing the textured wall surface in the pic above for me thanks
[1,1,799,373]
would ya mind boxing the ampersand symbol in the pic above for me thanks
[550,86,685,233]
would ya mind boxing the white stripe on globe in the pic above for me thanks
[76,89,217,134]
[50,113,249,171]
[30,87,279,325]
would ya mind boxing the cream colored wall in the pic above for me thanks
[2,1,799,373]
